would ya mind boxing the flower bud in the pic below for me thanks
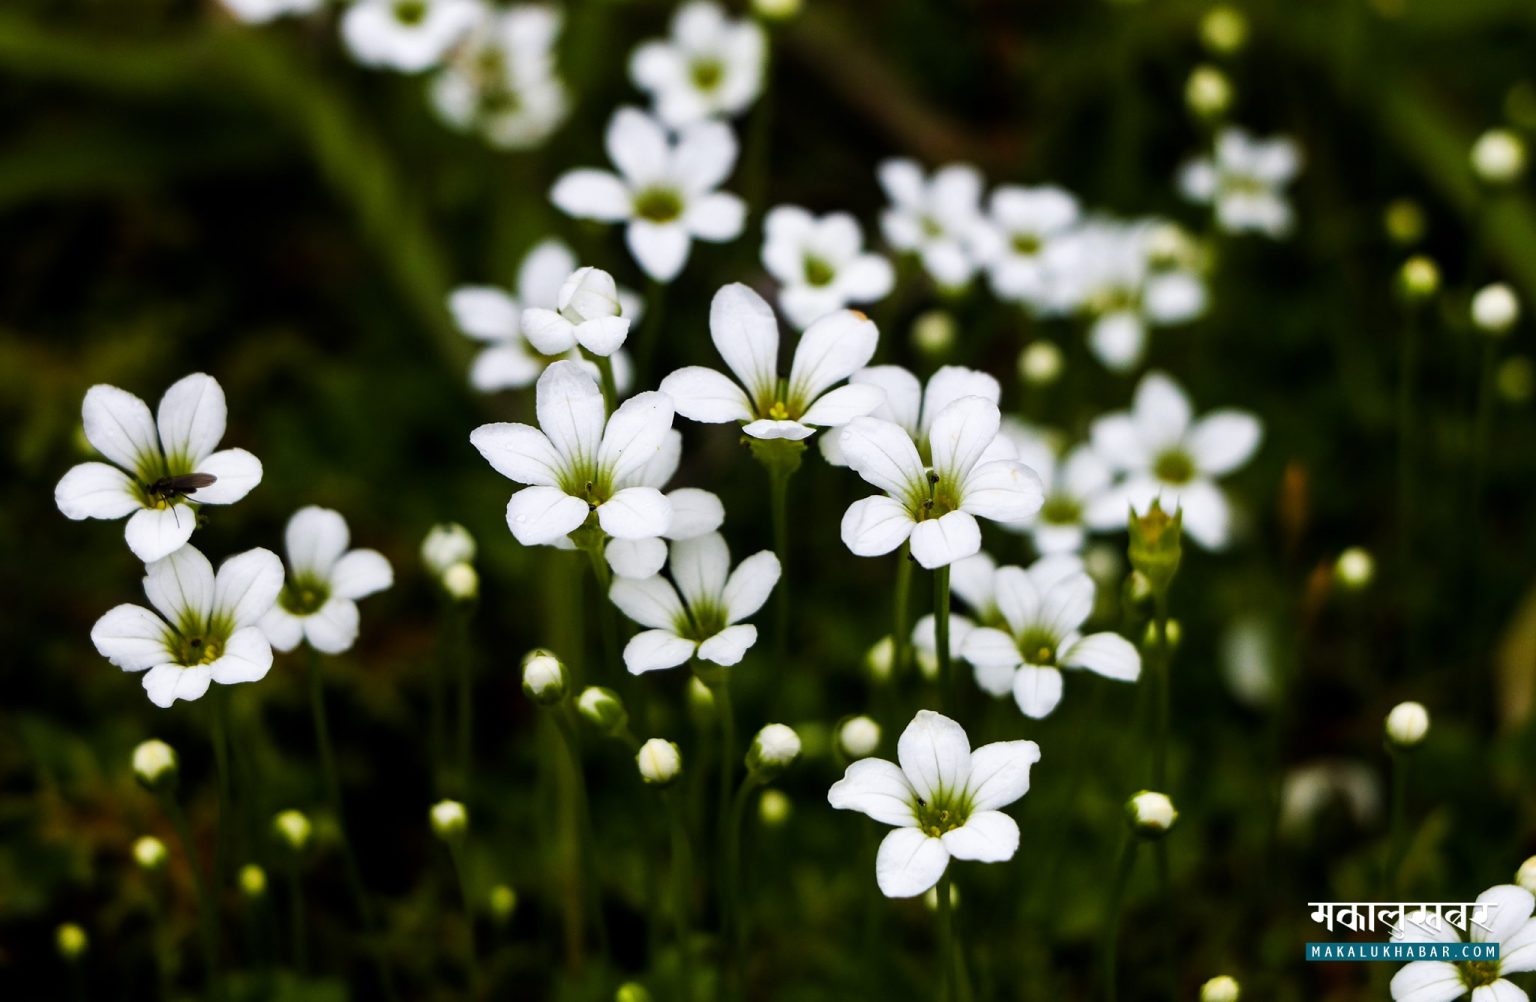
[430,799,468,840]
[1398,256,1440,301]
[1201,975,1241,1002]
[911,310,956,357]
[615,983,654,1002]
[637,739,682,786]
[1018,340,1064,387]
[273,809,313,852]
[837,716,881,759]
[1127,790,1178,838]
[687,676,716,720]
[1383,199,1426,247]
[56,922,88,961]
[133,835,168,871]
[1334,547,1375,591]
[422,523,476,578]
[489,884,517,923]
[1186,65,1233,120]
[522,649,568,705]
[1140,618,1182,651]
[577,686,628,736]
[559,266,625,324]
[1516,855,1536,894]
[1385,701,1430,749]
[866,635,894,682]
[1472,283,1520,336]
[1127,499,1182,597]
[239,863,268,898]
[1471,128,1526,185]
[1499,356,1535,404]
[747,724,801,779]
[442,561,479,601]
[758,788,792,827]
[923,881,961,911]
[752,0,801,21]
[1199,5,1247,55]
[132,739,178,792]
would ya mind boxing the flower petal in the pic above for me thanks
[841,495,915,557]
[157,373,226,467]
[258,605,304,653]
[82,384,158,474]
[330,549,392,600]
[923,366,1001,430]
[966,740,1042,811]
[470,423,561,487]
[669,532,731,609]
[941,810,1020,862]
[209,625,274,683]
[1187,410,1263,477]
[1133,372,1193,446]
[550,169,633,222]
[1471,885,1535,944]
[1012,665,1064,718]
[575,317,631,357]
[1470,982,1527,1002]
[285,507,350,578]
[722,550,781,622]
[686,192,746,242]
[214,547,284,630]
[521,308,578,355]
[709,283,780,406]
[798,383,886,429]
[125,505,196,563]
[838,417,926,499]
[960,460,1044,524]
[897,709,972,805]
[142,665,213,708]
[506,486,589,546]
[909,510,981,569]
[698,623,757,665]
[627,220,692,283]
[449,285,520,341]
[961,626,1023,670]
[991,565,1040,636]
[1389,961,1472,1002]
[787,310,880,406]
[1090,414,1151,472]
[1040,572,1095,637]
[852,365,923,434]
[875,827,950,899]
[600,391,675,482]
[742,419,815,440]
[192,449,262,505]
[665,488,724,539]
[610,574,687,630]
[301,598,361,654]
[673,119,738,193]
[929,396,1002,484]
[623,629,697,674]
[607,537,668,579]
[91,604,173,671]
[828,758,918,827]
[1061,632,1141,681]
[536,361,607,468]
[56,462,140,520]
[1501,918,1536,974]
[143,544,215,629]
[659,366,754,424]
[597,487,672,540]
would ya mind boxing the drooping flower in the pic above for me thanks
[259,507,394,655]
[1388,884,1536,1002]
[341,0,482,73]
[217,0,322,24]
[520,266,631,358]
[877,160,986,289]
[90,545,283,707]
[1001,422,1115,554]
[55,374,263,562]
[761,206,893,329]
[838,396,1044,569]
[828,710,1040,898]
[1086,371,1263,550]
[960,555,1141,716]
[660,283,883,441]
[629,0,766,127]
[430,4,569,150]
[820,363,1005,466]
[470,361,674,546]
[609,533,780,674]
[970,184,1080,308]
[550,107,745,282]
[1178,128,1302,238]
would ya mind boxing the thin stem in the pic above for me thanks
[892,545,913,677]
[1387,750,1410,897]
[165,797,224,1002]
[1152,593,1171,790]
[769,464,791,658]
[636,280,667,384]
[590,350,619,415]
[936,872,955,1002]
[1102,836,1138,1002]
[723,776,760,993]
[446,840,482,997]
[287,859,307,974]
[583,541,620,678]
[453,606,475,796]
[935,564,953,713]
[552,708,610,959]
[210,691,233,897]
[1396,303,1421,565]
[664,791,694,1002]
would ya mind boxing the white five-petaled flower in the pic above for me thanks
[55,374,263,562]
[217,0,321,24]
[838,396,1044,569]
[91,545,284,708]
[761,206,894,329]
[828,710,1040,898]
[877,159,986,289]
[341,0,482,73]
[820,364,1006,467]
[430,4,569,150]
[1087,371,1263,550]
[448,240,637,393]
[960,555,1141,717]
[1389,884,1536,1002]
[1002,422,1115,554]
[660,283,884,441]
[629,0,766,127]
[551,108,745,282]
[971,184,1081,308]
[259,507,395,655]
[609,532,780,674]
[1178,128,1302,238]
[469,361,674,546]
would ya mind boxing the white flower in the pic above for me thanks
[422,523,476,577]
[878,159,985,288]
[341,0,481,73]
[448,239,638,393]
[258,507,394,655]
[1087,371,1263,550]
[838,396,1044,569]
[660,283,883,441]
[132,739,178,786]
[912,611,974,681]
[521,267,631,357]
[430,799,469,838]
[522,650,568,703]
[1178,128,1302,238]
[430,5,569,150]
[960,555,1140,716]
[749,723,801,769]
[970,185,1080,307]
[629,0,766,127]
[218,0,322,24]
[821,364,1005,467]
[91,545,283,708]
[1389,884,1536,1001]
[761,206,893,329]
[55,374,263,563]
[609,532,780,674]
[827,710,1040,898]
[1001,423,1115,554]
[551,108,745,282]
[469,361,675,546]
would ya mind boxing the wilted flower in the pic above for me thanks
[630,1,766,127]
[55,373,263,562]
[1385,701,1430,748]
[762,206,894,329]
[430,5,568,150]
[1179,128,1302,237]
[878,159,986,288]
[638,738,683,785]
[341,0,481,73]
[971,185,1080,308]
[93,545,283,707]
[1389,885,1536,1001]
[828,710,1040,897]
[259,507,393,655]
[551,108,745,282]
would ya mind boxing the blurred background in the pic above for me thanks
[4,0,1536,999]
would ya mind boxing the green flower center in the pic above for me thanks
[920,216,945,239]
[1016,627,1058,666]
[393,0,427,25]
[1039,493,1083,526]
[915,470,961,521]
[175,634,222,666]
[675,600,727,641]
[1153,448,1196,485]
[280,577,331,617]
[803,255,836,288]
[914,792,971,837]
[1011,232,1042,255]
[634,187,684,223]
[690,58,724,91]
[1459,960,1501,989]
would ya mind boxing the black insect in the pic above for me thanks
[145,472,217,504]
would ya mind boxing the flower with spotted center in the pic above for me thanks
[1388,884,1536,1002]
[259,507,394,655]
[340,0,481,73]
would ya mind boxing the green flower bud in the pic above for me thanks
[522,649,568,705]
[1018,340,1064,387]
[577,686,628,736]
[1199,5,1247,55]
[430,799,468,840]
[746,724,801,780]
[56,922,88,961]
[1186,65,1233,120]
[1398,256,1440,302]
[758,788,792,827]
[132,835,168,871]
[866,635,895,682]
[273,810,313,853]
[132,739,178,793]
[911,309,957,357]
[1140,618,1182,651]
[1383,199,1426,247]
[752,0,801,22]
[1499,356,1535,404]
[616,983,654,1002]
[1127,499,1182,597]
[239,864,268,898]
[489,884,517,923]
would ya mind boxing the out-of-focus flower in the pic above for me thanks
[431,5,569,149]
[56,923,88,960]
[469,361,674,546]
[596,429,725,580]
[911,310,957,357]
[56,373,263,562]
[878,160,986,289]
[960,555,1140,715]
[341,0,481,73]
[1334,546,1375,591]
[762,207,893,329]
[1385,701,1430,748]
[551,108,745,282]
[661,283,882,441]
[133,835,168,871]
[971,185,1080,308]
[1018,341,1064,386]
[422,523,477,577]
[93,546,283,707]
[490,884,518,922]
[828,710,1040,897]
[1185,65,1233,120]
[1384,199,1426,246]
[239,864,268,898]
[1087,371,1263,550]
[1179,128,1302,238]
[274,809,314,851]
[259,507,393,655]
[1398,255,1440,301]
[759,788,792,825]
[638,738,683,785]
[609,533,779,673]
[1199,5,1247,54]
[1221,613,1278,708]
[1389,885,1536,1001]
[630,1,766,127]
[132,739,179,790]
[1201,975,1241,1002]
[1001,423,1115,554]
[218,0,322,24]
[1471,128,1527,185]
[1279,759,1380,838]
[1472,283,1521,336]
[838,716,882,758]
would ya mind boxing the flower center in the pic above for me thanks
[1039,493,1083,525]
[1459,960,1502,989]
[676,600,727,641]
[803,255,836,288]
[1011,232,1043,256]
[690,57,724,91]
[766,400,792,421]
[920,215,945,239]
[915,470,960,521]
[393,0,427,25]
[175,634,223,666]
[280,578,331,617]
[914,792,970,837]
[634,187,684,223]
[1017,627,1058,666]
[1153,448,1196,485]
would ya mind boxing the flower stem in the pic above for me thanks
[552,707,610,960]
[1396,301,1421,565]
[451,604,475,797]
[581,538,620,678]
[664,790,695,1002]
[1386,749,1410,897]
[636,279,667,384]
[286,857,307,974]
[723,775,761,995]
[591,350,619,414]
[892,545,913,677]
[209,690,233,891]
[935,564,954,713]
[936,872,956,1002]
[1152,593,1171,790]
[1102,836,1138,1002]
[445,839,482,997]
[164,795,224,1002]
[769,464,791,659]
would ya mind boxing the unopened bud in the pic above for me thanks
[1200,6,1247,55]
[442,561,478,601]
[132,739,178,792]
[1516,856,1536,894]
[1186,65,1233,120]
[1334,547,1375,591]
[577,686,628,736]
[759,788,792,826]
[866,635,895,682]
[273,809,313,852]
[559,267,625,324]
[422,523,476,578]
[615,983,654,1002]
[746,724,801,779]
[489,884,517,923]
[837,716,881,759]
[1127,790,1178,837]
[638,739,682,786]
[133,835,168,871]
[522,649,568,705]
[1383,199,1426,247]
[1201,975,1242,1002]
[1141,618,1182,651]
[239,864,268,898]
[430,799,468,840]
[1127,499,1182,597]
[1471,129,1526,185]
[1472,283,1520,336]
[1385,701,1430,749]
[1398,256,1439,302]
[1018,340,1064,387]
[56,923,88,961]
[911,310,956,357]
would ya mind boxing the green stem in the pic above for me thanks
[637,280,667,384]
[665,790,695,1002]
[1152,594,1171,790]
[590,350,619,414]
[1102,836,1138,1002]
[769,465,791,659]
[935,565,953,714]
[453,606,475,797]
[936,872,956,1002]
[1387,750,1410,897]
[892,545,913,678]
[723,776,760,994]
[582,539,620,679]
[210,691,233,893]
[1396,303,1421,566]
[1469,335,1498,523]
[552,708,610,959]
[287,858,306,974]
[165,797,224,1002]
[446,840,482,997]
